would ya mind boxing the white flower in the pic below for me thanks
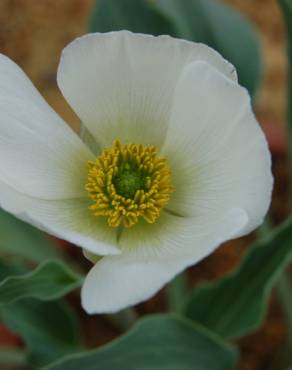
[0,31,272,314]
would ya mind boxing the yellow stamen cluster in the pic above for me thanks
[85,140,174,228]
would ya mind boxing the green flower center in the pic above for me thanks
[113,168,145,199]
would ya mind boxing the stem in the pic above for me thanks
[259,218,292,370]
[278,271,292,341]
[107,307,138,332]
[271,4,292,368]
[279,0,292,202]
[258,216,273,238]
[270,271,292,370]
[166,272,188,313]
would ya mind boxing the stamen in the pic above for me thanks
[85,139,174,228]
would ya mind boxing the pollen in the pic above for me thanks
[85,139,174,228]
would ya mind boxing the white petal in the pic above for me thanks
[0,179,119,256]
[81,209,248,313]
[161,61,272,235]
[57,31,237,149]
[0,54,94,199]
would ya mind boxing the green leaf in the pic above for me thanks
[0,208,60,263]
[0,259,27,280]
[155,0,262,96]
[44,314,238,370]
[184,217,292,339]
[0,260,83,304]
[0,299,82,367]
[89,0,176,35]
[279,0,292,47]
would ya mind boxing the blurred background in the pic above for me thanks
[0,1,290,370]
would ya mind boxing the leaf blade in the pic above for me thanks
[0,208,60,263]
[155,0,262,96]
[44,314,238,370]
[0,260,83,304]
[0,299,82,367]
[89,0,176,36]
[184,217,292,339]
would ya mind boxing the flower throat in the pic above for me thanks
[85,140,173,228]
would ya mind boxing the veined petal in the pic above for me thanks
[161,61,272,235]
[81,209,248,313]
[57,31,237,150]
[0,54,94,199]
[0,179,119,256]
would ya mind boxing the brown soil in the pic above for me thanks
[224,0,287,125]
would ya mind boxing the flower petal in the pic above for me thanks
[161,61,272,235]
[0,54,94,199]
[81,209,248,313]
[0,179,119,256]
[57,31,237,149]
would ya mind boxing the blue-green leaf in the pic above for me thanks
[0,259,26,280]
[155,0,262,96]
[89,0,176,35]
[0,208,60,263]
[0,299,82,367]
[0,260,83,304]
[44,314,238,370]
[184,217,292,339]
